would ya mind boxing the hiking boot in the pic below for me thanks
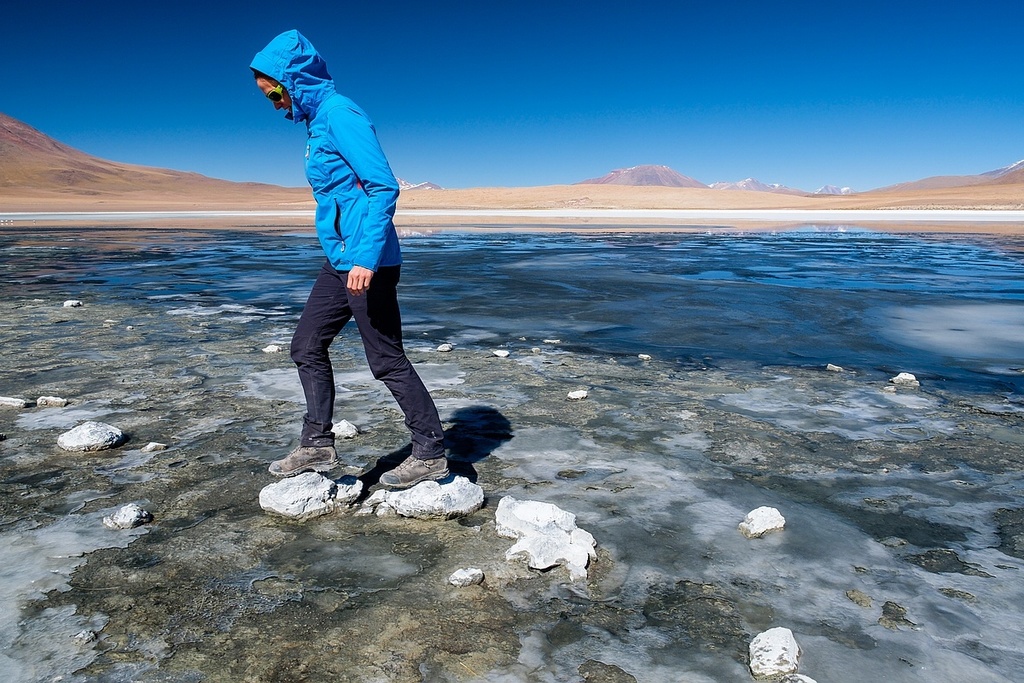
[268,445,338,477]
[379,455,450,489]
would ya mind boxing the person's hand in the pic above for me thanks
[347,266,374,296]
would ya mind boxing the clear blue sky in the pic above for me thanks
[4,0,1023,191]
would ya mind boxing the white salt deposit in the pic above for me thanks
[493,349,510,358]
[749,627,800,678]
[0,396,28,408]
[331,420,359,439]
[361,477,483,520]
[739,506,786,538]
[102,503,153,530]
[448,568,485,587]
[779,675,818,683]
[57,421,125,452]
[495,497,597,581]
[259,472,338,519]
[62,300,83,308]
[889,372,920,387]
[566,390,588,400]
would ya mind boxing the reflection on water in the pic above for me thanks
[1,225,1023,682]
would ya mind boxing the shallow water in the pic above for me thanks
[1,226,1023,682]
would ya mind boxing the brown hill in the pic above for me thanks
[1,112,1021,216]
[578,164,707,188]
[873,160,1024,193]
[0,112,311,211]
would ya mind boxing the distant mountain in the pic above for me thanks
[709,178,807,195]
[814,185,856,195]
[980,159,1024,178]
[397,178,443,191]
[0,111,302,204]
[874,159,1024,193]
[578,165,707,188]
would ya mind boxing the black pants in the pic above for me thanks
[290,262,445,458]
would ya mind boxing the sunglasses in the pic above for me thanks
[266,84,286,102]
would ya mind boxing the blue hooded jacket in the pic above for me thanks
[251,30,401,272]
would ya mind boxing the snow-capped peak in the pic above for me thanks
[814,185,855,195]
[982,159,1024,178]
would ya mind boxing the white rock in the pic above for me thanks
[262,344,283,353]
[543,339,561,344]
[333,475,364,507]
[638,354,652,361]
[72,630,98,645]
[102,503,153,530]
[436,343,454,353]
[367,476,484,520]
[331,420,359,439]
[125,325,135,331]
[826,363,844,372]
[493,349,510,358]
[63,300,83,308]
[779,675,817,683]
[141,442,167,452]
[890,372,920,387]
[749,627,800,679]
[881,385,897,394]
[57,421,125,451]
[531,347,541,353]
[0,396,29,408]
[448,567,485,587]
[259,472,337,519]
[356,489,390,516]
[567,390,588,401]
[739,506,786,538]
[495,497,597,581]
[36,395,69,407]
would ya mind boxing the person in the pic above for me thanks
[250,29,448,489]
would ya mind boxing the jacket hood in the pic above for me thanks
[250,30,334,123]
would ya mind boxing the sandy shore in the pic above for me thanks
[3,208,1024,234]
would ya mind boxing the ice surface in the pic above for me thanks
[4,228,1024,682]
[882,303,1024,361]
[0,509,147,683]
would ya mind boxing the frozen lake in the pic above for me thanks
[1,225,1023,682]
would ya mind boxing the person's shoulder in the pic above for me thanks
[322,93,366,118]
